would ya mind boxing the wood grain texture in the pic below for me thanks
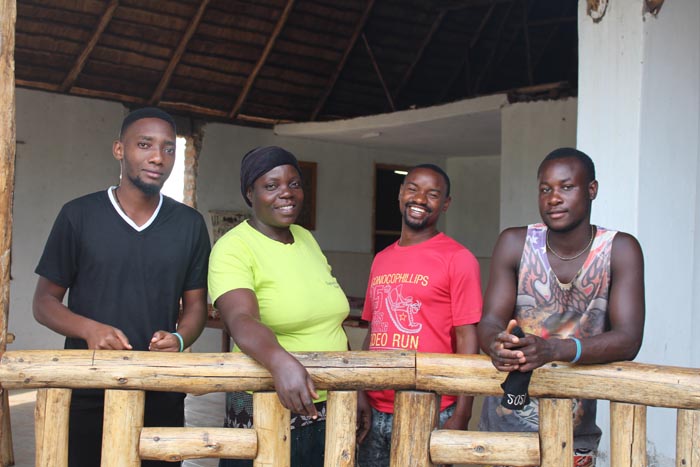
[431,430,539,466]
[324,391,357,467]
[140,427,256,461]
[101,390,145,467]
[390,391,437,467]
[677,409,700,467]
[610,402,646,467]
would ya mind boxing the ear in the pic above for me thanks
[113,140,123,161]
[441,196,452,213]
[246,186,253,205]
[397,183,404,201]
[588,180,598,200]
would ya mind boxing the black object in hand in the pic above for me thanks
[500,326,533,410]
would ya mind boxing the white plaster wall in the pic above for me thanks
[446,155,501,289]
[11,89,127,350]
[499,99,578,230]
[636,2,700,465]
[577,1,700,465]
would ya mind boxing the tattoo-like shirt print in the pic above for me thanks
[515,223,616,340]
[480,224,615,452]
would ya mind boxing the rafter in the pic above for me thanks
[439,2,496,102]
[473,1,515,95]
[490,1,537,86]
[229,0,295,120]
[149,0,210,106]
[392,10,445,104]
[522,0,533,85]
[60,0,118,93]
[310,0,376,121]
[362,33,395,112]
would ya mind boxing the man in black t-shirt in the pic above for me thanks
[33,107,211,467]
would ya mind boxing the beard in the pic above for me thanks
[402,204,432,230]
[128,173,162,196]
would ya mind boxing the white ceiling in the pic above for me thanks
[274,94,507,157]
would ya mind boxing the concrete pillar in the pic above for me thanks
[577,1,700,465]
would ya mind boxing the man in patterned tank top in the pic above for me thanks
[477,147,645,467]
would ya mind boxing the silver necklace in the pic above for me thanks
[546,225,595,261]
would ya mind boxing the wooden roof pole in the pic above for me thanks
[438,2,495,102]
[392,10,446,104]
[150,0,210,106]
[229,0,295,120]
[60,0,118,93]
[361,33,395,112]
[0,1,17,465]
[310,0,376,121]
[473,1,515,95]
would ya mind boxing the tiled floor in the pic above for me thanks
[6,389,225,467]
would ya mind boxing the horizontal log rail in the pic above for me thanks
[2,350,699,410]
[1,350,700,466]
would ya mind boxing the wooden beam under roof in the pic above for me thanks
[522,0,533,85]
[310,0,376,121]
[59,0,118,93]
[228,0,295,120]
[149,0,210,106]
[473,1,515,94]
[439,2,496,102]
[392,9,446,104]
[362,33,395,112]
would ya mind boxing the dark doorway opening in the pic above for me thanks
[374,164,409,253]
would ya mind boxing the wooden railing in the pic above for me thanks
[0,350,698,466]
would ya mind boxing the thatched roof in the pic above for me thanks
[15,0,578,127]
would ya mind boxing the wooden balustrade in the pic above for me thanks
[1,350,699,466]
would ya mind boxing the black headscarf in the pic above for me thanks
[240,146,302,207]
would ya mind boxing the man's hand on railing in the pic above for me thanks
[356,390,372,444]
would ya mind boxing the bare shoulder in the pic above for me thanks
[611,231,644,264]
[494,227,528,259]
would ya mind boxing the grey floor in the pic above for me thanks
[7,389,224,467]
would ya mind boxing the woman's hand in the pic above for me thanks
[270,353,319,417]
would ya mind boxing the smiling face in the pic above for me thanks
[247,164,304,232]
[537,156,598,232]
[398,167,451,232]
[113,117,176,195]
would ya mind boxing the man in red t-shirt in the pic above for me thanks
[357,164,483,467]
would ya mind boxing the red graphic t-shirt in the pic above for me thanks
[362,233,482,413]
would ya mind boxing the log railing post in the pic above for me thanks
[390,391,438,467]
[676,409,700,467]
[101,389,145,467]
[0,1,17,465]
[539,398,573,467]
[324,391,357,467]
[253,392,290,467]
[35,388,71,467]
[610,402,646,466]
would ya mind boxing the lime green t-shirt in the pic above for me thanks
[209,220,349,357]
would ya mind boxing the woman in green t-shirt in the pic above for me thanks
[208,146,350,467]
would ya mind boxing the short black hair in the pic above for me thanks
[120,107,176,139]
[538,147,596,183]
[407,163,451,198]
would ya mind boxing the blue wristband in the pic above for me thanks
[172,332,184,352]
[570,337,582,364]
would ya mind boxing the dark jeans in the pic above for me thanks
[357,404,455,467]
[68,390,184,467]
[219,421,326,467]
